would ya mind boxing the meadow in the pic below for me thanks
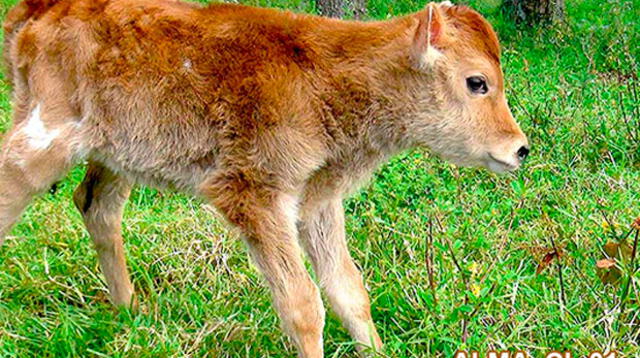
[0,0,638,356]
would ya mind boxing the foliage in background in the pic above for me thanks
[0,0,638,356]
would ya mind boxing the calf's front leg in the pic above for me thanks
[299,198,382,354]
[73,162,134,307]
[205,181,325,358]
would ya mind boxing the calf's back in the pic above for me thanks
[4,0,415,193]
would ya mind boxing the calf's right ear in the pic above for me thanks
[411,2,446,70]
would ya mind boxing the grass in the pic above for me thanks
[0,0,639,356]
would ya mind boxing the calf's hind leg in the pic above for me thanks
[73,162,134,306]
[0,104,80,242]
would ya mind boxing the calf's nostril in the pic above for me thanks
[517,146,530,161]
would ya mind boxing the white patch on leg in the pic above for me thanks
[22,105,60,150]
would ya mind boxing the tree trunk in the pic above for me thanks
[502,0,565,24]
[351,0,367,20]
[316,0,367,19]
[316,0,345,18]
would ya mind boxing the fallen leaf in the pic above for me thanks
[597,264,622,285]
[536,250,560,275]
[596,258,616,269]
[603,241,632,259]
[597,241,633,286]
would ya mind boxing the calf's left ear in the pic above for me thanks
[411,2,447,69]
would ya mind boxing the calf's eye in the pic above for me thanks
[466,76,488,95]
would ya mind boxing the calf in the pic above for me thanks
[2,0,528,356]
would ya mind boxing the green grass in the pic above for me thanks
[1,0,639,356]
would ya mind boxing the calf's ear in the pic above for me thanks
[411,2,446,69]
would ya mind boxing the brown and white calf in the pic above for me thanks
[2,0,528,356]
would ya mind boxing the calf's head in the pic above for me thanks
[402,2,529,173]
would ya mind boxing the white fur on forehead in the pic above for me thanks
[439,1,454,7]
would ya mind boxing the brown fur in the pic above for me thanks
[1,0,527,356]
